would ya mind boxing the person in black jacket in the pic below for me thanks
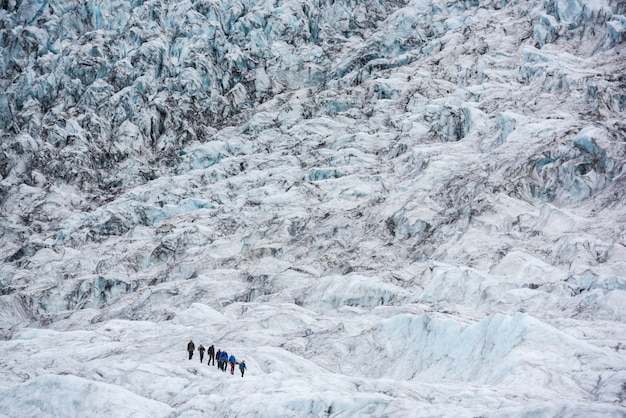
[207,344,215,366]
[187,340,195,360]
[198,344,205,363]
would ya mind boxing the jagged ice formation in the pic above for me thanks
[1,0,626,416]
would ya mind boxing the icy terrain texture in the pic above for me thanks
[1,0,626,416]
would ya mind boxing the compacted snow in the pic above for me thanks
[1,0,625,416]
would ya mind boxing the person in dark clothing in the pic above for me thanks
[207,345,215,366]
[239,360,246,377]
[187,340,195,360]
[198,344,205,363]
[216,349,221,369]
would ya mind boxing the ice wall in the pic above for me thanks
[0,0,625,416]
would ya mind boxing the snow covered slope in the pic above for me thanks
[1,0,625,416]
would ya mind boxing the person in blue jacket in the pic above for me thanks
[219,350,229,372]
[239,360,246,377]
[228,354,236,374]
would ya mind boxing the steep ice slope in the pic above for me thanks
[1,0,626,416]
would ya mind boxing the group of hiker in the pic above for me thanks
[187,340,247,377]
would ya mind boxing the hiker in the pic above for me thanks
[216,349,221,369]
[198,344,205,363]
[239,360,246,377]
[207,344,215,366]
[219,350,229,372]
[187,340,195,360]
[228,354,236,375]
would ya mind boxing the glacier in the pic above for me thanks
[1,0,626,416]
